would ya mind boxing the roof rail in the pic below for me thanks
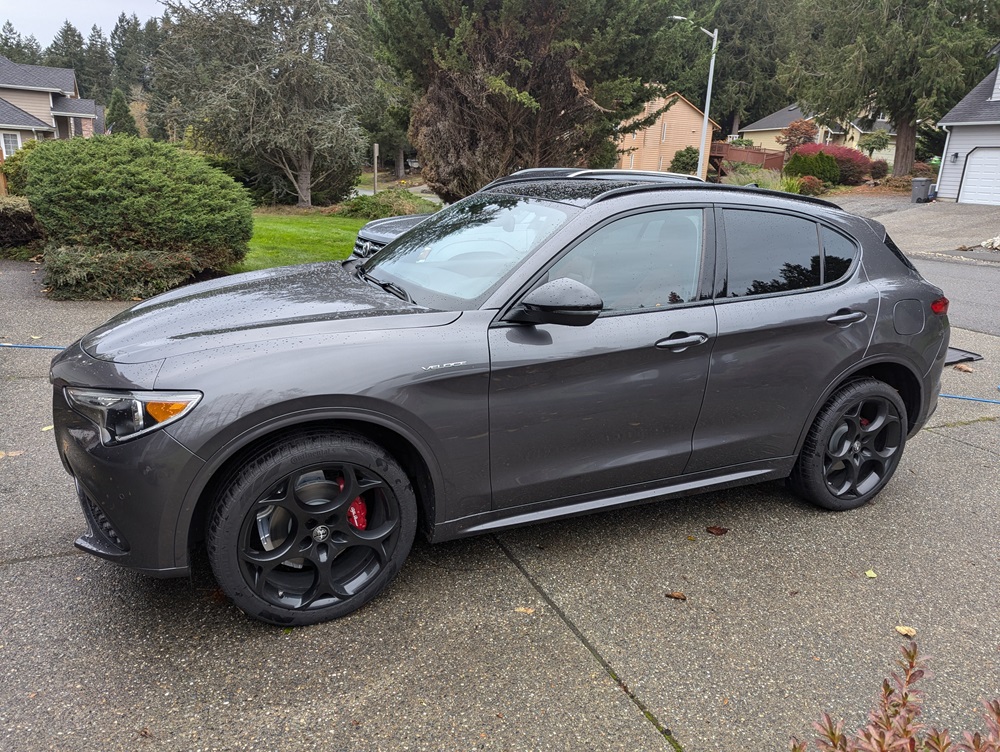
[589,181,844,210]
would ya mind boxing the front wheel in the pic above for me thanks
[789,379,907,511]
[207,431,417,625]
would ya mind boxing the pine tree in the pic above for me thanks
[105,87,139,136]
[80,26,113,103]
[45,21,86,75]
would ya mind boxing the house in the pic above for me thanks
[0,55,99,163]
[616,92,720,180]
[935,43,1000,205]
[739,104,895,161]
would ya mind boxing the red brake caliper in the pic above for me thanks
[338,477,368,530]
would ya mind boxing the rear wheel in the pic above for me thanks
[207,431,416,625]
[789,379,907,511]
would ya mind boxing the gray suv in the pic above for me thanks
[50,173,949,625]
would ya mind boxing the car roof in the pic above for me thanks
[480,172,844,212]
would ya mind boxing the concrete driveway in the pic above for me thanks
[828,193,1000,260]
[1,258,998,751]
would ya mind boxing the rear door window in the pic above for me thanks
[723,209,820,297]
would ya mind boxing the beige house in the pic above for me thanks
[740,103,896,162]
[616,92,720,180]
[0,55,100,167]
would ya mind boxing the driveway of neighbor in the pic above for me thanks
[828,193,1000,260]
[2,228,999,751]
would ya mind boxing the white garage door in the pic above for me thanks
[958,147,1000,205]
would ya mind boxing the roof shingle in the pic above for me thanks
[0,54,77,94]
[939,67,1000,126]
[0,96,54,129]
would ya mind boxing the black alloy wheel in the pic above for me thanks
[208,432,417,625]
[789,379,907,511]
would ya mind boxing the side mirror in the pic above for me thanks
[506,278,603,327]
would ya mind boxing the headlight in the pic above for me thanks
[64,388,202,445]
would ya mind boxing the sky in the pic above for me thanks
[3,0,167,47]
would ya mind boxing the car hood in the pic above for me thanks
[82,262,458,363]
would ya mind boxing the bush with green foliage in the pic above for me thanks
[0,196,44,252]
[857,129,891,157]
[728,137,755,147]
[793,143,871,185]
[785,151,841,184]
[333,188,441,221]
[669,146,700,175]
[791,642,1000,752]
[0,137,43,195]
[870,159,889,180]
[721,164,802,194]
[22,136,253,299]
[797,175,825,195]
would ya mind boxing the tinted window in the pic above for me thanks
[821,226,857,282]
[549,209,704,312]
[724,210,820,297]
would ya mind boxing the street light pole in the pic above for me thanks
[670,17,718,180]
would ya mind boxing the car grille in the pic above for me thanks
[353,237,385,258]
[77,481,129,553]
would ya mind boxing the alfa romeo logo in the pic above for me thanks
[312,525,330,542]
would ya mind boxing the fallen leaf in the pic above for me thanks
[895,625,917,637]
[687,535,697,541]
[514,606,535,615]
[30,336,42,340]
[953,363,975,373]
[865,569,877,579]
[706,526,729,536]
[7,451,23,457]
[666,591,687,601]
[41,425,54,432]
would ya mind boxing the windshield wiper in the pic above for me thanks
[357,266,413,303]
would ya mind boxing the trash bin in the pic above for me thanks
[911,177,931,203]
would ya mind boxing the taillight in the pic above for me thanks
[931,296,949,315]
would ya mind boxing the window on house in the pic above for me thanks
[1,132,21,159]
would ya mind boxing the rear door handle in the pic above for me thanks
[656,333,709,352]
[826,310,867,325]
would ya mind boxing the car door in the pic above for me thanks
[487,207,717,510]
[685,206,878,473]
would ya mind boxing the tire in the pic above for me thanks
[789,379,907,511]
[207,431,417,626]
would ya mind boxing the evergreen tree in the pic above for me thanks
[0,21,43,64]
[784,0,1000,175]
[106,87,139,136]
[80,26,114,102]
[111,13,145,93]
[376,0,695,201]
[45,21,86,75]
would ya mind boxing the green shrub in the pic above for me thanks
[785,151,840,184]
[870,159,889,180]
[43,245,202,300]
[793,144,870,185]
[333,188,440,220]
[721,166,801,194]
[669,146,700,175]
[0,196,44,251]
[728,137,755,147]
[798,175,824,195]
[22,136,253,299]
[0,138,43,195]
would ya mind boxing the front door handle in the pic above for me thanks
[656,332,709,352]
[827,309,867,326]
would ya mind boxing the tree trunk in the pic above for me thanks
[730,112,741,136]
[396,147,405,180]
[892,117,917,177]
[296,149,313,208]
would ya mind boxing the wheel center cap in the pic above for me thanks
[312,525,331,543]
[852,440,862,453]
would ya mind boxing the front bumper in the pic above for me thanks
[52,356,206,577]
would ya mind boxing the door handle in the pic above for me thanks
[826,310,867,325]
[656,333,709,351]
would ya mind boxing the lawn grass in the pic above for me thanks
[235,210,367,273]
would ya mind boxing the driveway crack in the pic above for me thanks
[493,534,683,751]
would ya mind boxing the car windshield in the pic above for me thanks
[361,193,579,309]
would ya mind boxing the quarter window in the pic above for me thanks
[724,210,821,296]
[549,209,704,312]
[821,226,857,282]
